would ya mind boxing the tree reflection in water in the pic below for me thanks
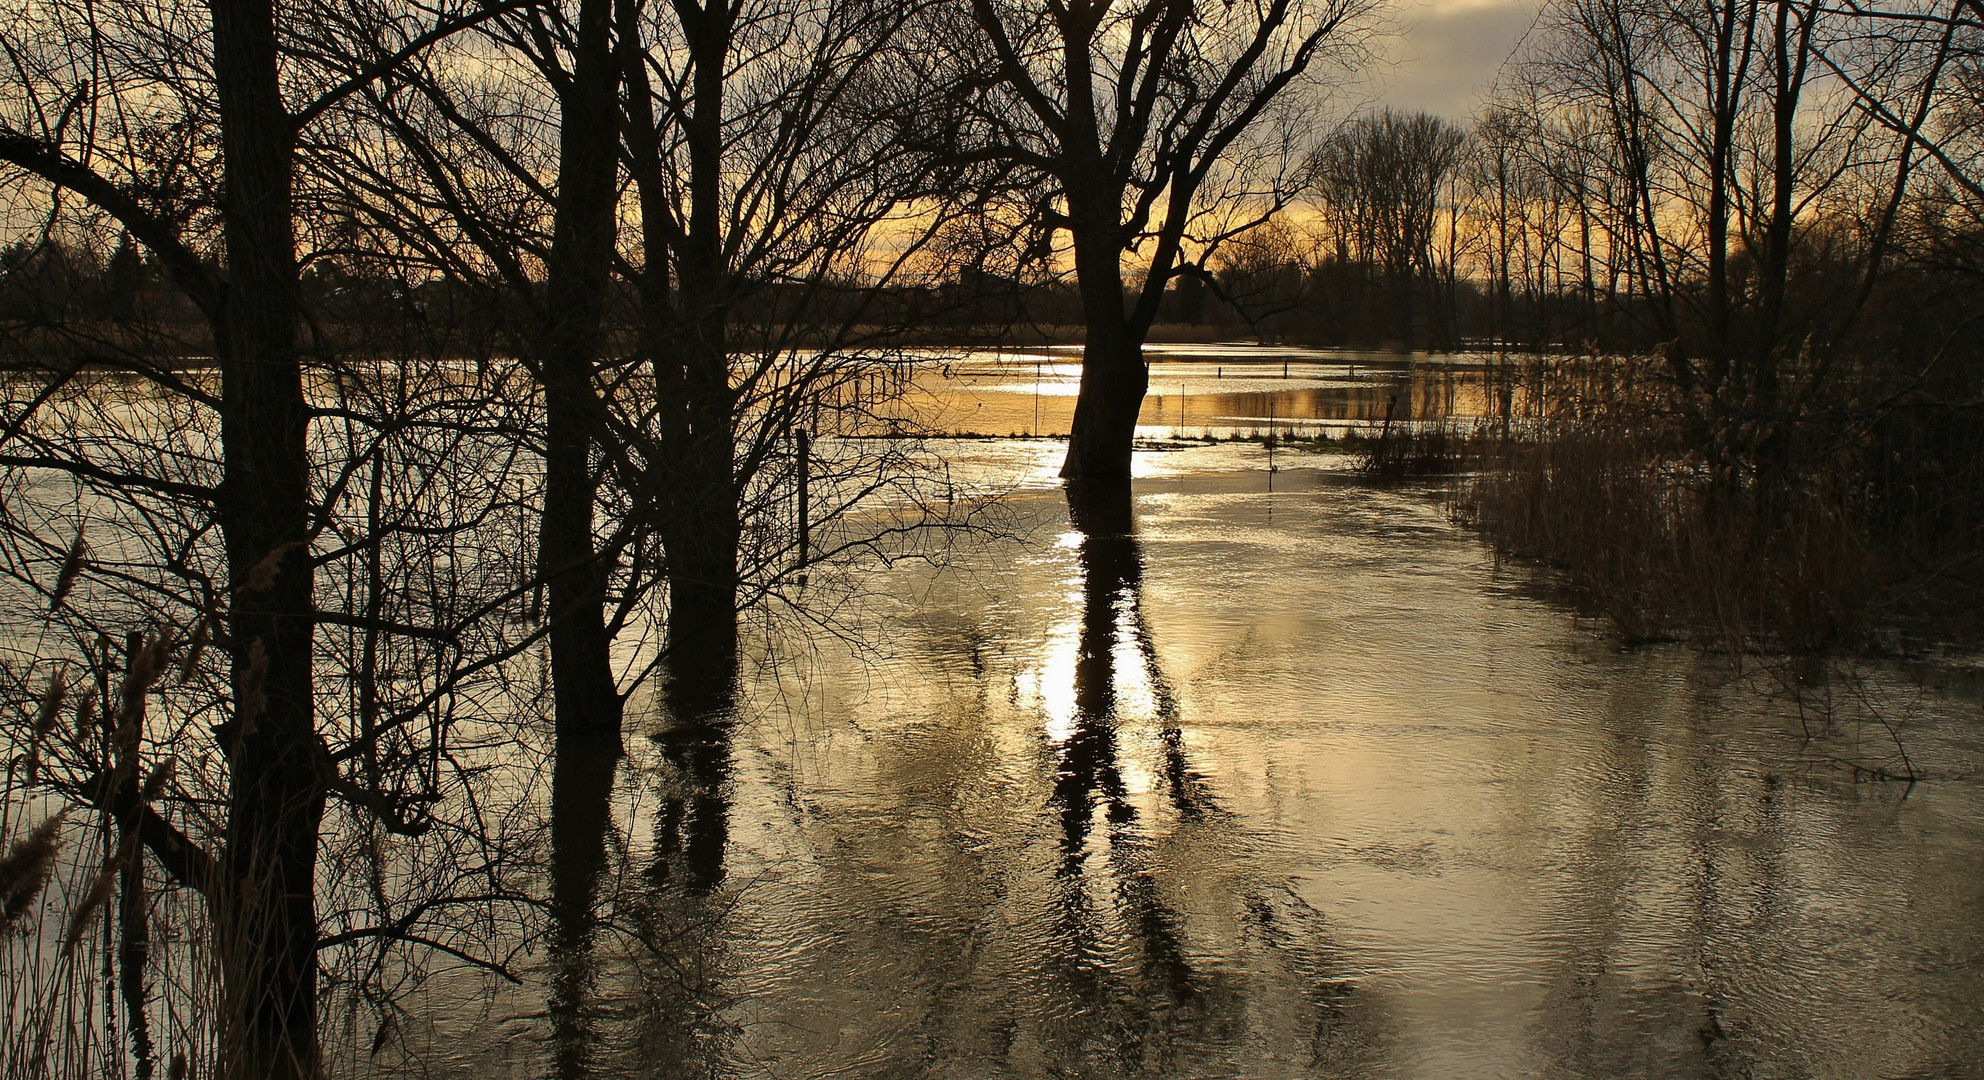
[1051,480,1211,1056]
[648,651,739,893]
[547,726,622,1080]
[627,642,741,1078]
[544,637,740,1080]
[543,489,1379,1078]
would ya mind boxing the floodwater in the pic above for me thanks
[408,421,1984,1079]
[7,349,1981,1079]
[834,344,1501,439]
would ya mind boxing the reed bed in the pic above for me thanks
[1450,352,1984,654]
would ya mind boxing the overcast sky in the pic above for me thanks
[1362,0,1543,120]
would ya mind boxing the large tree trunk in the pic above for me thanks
[616,0,737,661]
[1060,217,1147,483]
[657,325,738,666]
[209,0,323,1076]
[659,0,739,664]
[538,0,624,739]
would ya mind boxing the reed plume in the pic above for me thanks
[139,757,176,804]
[237,541,304,596]
[1,813,67,931]
[28,663,68,784]
[49,523,87,611]
[62,852,122,956]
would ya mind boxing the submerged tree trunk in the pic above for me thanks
[657,328,739,665]
[209,0,323,1075]
[655,0,740,662]
[1061,202,1147,483]
[539,0,624,739]
[1061,328,1148,482]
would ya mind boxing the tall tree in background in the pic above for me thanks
[1310,108,1468,348]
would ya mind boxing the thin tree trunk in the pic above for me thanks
[538,0,624,739]
[1755,0,1814,388]
[117,633,154,1080]
[1705,0,1758,391]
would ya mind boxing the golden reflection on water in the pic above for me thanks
[814,346,1519,440]
[357,394,1984,1080]
[1024,600,1082,745]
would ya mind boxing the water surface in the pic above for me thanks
[842,345,1501,439]
[12,351,1975,1079]
[416,438,1984,1080]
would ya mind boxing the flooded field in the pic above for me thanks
[835,345,1503,440]
[5,349,1980,1080]
[389,431,1984,1080]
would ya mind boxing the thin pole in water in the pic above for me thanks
[1034,360,1040,436]
[1267,399,1277,484]
[795,427,811,569]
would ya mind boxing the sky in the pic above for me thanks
[1366,0,1544,120]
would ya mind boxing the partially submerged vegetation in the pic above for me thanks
[1450,348,1984,655]
[1431,0,1984,658]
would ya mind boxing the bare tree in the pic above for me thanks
[0,0,552,1074]
[538,0,627,738]
[954,0,1378,489]
[599,0,1012,665]
[1309,108,1468,348]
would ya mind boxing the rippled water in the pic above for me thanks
[406,432,1984,1080]
[8,351,1980,1078]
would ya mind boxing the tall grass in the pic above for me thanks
[1352,419,1479,477]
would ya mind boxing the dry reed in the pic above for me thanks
[0,813,64,930]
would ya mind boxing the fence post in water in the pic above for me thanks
[795,427,811,569]
[1267,399,1278,486]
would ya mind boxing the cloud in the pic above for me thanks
[1369,0,1543,120]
